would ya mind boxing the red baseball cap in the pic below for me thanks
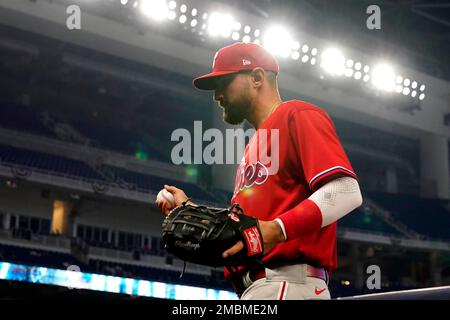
[193,42,279,90]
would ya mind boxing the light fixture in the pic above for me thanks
[140,0,169,21]
[372,63,395,91]
[207,12,235,38]
[262,26,293,58]
[320,48,345,76]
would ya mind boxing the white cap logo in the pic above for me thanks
[242,59,251,66]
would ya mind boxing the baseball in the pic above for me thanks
[156,189,176,208]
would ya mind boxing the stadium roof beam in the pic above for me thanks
[411,7,450,28]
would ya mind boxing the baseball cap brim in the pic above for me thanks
[193,70,239,90]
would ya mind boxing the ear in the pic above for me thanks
[250,67,265,88]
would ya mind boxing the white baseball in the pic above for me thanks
[156,189,176,208]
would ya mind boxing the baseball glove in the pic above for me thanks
[161,202,264,267]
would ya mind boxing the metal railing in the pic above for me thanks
[0,229,71,252]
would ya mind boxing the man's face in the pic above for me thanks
[213,72,251,125]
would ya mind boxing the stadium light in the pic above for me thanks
[242,35,251,43]
[207,12,235,38]
[320,48,345,76]
[168,1,176,10]
[140,0,169,21]
[371,63,395,92]
[179,14,187,24]
[262,26,294,58]
[168,11,176,20]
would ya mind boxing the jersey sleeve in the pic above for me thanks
[288,109,357,191]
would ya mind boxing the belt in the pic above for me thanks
[244,264,328,288]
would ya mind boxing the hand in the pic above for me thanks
[157,185,192,216]
[222,220,285,258]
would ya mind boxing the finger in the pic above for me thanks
[164,185,177,193]
[156,200,165,212]
[157,200,168,215]
[162,202,172,216]
[222,241,244,258]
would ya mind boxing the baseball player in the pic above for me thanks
[158,42,363,300]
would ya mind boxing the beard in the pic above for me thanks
[221,89,249,125]
[223,104,246,125]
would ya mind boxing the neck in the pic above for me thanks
[247,95,282,129]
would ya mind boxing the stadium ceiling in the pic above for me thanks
[1,0,448,139]
[226,0,450,82]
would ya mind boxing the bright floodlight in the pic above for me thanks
[141,0,169,21]
[345,68,353,77]
[263,26,293,58]
[371,63,395,91]
[207,12,234,38]
[179,14,186,23]
[320,48,345,76]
